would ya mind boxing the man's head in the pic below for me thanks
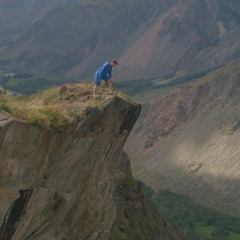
[110,59,118,66]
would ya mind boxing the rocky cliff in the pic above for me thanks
[0,84,184,239]
[126,61,240,217]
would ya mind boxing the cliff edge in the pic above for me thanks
[0,84,184,240]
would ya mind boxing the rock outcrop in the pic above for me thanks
[0,84,184,239]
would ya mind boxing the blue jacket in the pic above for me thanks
[95,62,112,80]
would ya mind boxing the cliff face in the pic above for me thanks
[126,61,240,217]
[0,84,184,239]
[0,86,140,239]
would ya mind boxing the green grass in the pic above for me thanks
[10,106,69,132]
[0,82,123,132]
[0,75,71,96]
[79,0,141,10]
[116,70,212,100]
[0,103,11,113]
[195,225,240,240]
[195,225,215,238]
[39,109,69,132]
[230,232,240,240]
[143,187,240,240]
[0,89,11,111]
[0,86,71,131]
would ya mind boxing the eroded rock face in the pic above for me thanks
[0,95,141,240]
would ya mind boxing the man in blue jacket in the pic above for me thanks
[93,59,118,98]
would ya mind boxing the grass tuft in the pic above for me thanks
[42,109,69,132]
[0,102,11,113]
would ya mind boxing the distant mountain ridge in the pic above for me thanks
[1,0,240,80]
[0,0,76,46]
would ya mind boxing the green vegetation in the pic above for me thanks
[110,175,183,240]
[0,86,71,132]
[144,187,240,240]
[0,94,11,112]
[0,73,72,95]
[32,108,69,132]
[79,0,141,10]
[0,82,118,132]
[116,78,155,95]
[118,169,136,193]
[117,69,214,97]
[0,102,11,113]
[0,67,214,101]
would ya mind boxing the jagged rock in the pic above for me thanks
[59,85,68,95]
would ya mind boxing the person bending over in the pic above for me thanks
[93,59,118,98]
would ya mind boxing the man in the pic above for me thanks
[93,59,118,98]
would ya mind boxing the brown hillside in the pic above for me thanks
[125,61,240,217]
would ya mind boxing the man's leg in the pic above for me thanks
[93,85,98,98]
[108,79,113,94]
[102,76,114,95]
[93,73,101,98]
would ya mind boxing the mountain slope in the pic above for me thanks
[0,0,75,46]
[183,25,240,73]
[1,0,240,80]
[125,61,240,217]
[0,4,107,77]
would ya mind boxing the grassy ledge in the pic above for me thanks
[0,83,135,132]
